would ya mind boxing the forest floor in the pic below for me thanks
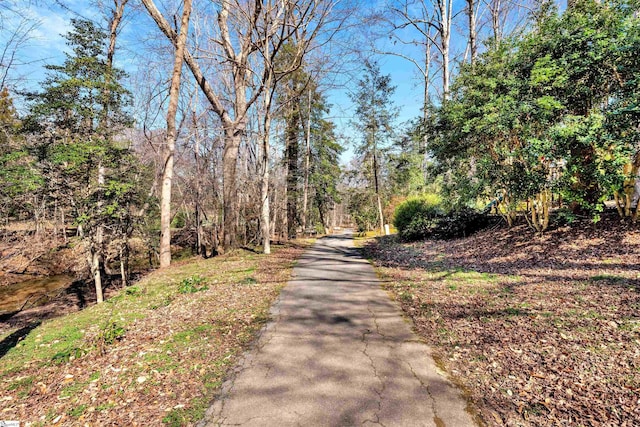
[363,216,640,426]
[0,240,311,426]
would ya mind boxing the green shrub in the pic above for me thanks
[94,321,126,355]
[393,195,443,241]
[394,196,492,241]
[98,321,126,346]
[178,275,208,294]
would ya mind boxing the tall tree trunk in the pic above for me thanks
[260,41,275,255]
[373,148,384,235]
[93,162,105,303]
[490,0,502,43]
[422,35,432,181]
[107,1,127,68]
[193,106,204,256]
[223,130,242,249]
[301,89,312,234]
[270,179,278,241]
[422,41,431,122]
[436,0,452,99]
[466,0,477,64]
[160,0,192,268]
[285,105,300,239]
[260,109,272,254]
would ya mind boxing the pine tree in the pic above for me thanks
[349,60,398,234]
[310,117,343,229]
[26,18,135,302]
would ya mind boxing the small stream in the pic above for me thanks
[0,275,75,315]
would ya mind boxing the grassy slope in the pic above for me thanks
[364,220,640,426]
[0,241,311,426]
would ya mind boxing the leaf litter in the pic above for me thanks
[0,241,310,426]
[364,217,640,426]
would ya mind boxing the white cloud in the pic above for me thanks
[26,6,71,53]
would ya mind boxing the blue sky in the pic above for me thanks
[4,2,428,114]
[1,0,535,162]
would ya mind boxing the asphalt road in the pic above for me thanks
[198,232,476,426]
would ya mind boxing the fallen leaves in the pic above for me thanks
[365,217,640,426]
[0,242,309,426]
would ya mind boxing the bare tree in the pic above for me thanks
[140,0,192,268]
[0,18,38,90]
[466,0,480,64]
[141,0,340,252]
[380,0,530,95]
[430,0,453,99]
[258,0,344,253]
[376,1,436,118]
[0,1,40,91]
[370,1,438,182]
[379,0,452,103]
[480,0,532,44]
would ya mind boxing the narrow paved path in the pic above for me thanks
[199,232,475,427]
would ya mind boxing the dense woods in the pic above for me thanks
[427,0,640,231]
[364,0,640,240]
[1,0,639,295]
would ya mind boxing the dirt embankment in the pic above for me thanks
[0,227,217,334]
[0,232,90,333]
[0,231,153,334]
[0,232,80,287]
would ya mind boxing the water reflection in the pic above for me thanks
[0,275,74,314]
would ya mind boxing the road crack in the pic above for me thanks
[407,359,443,426]
[361,303,389,426]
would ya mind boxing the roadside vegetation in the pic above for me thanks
[357,7,640,422]
[364,216,639,426]
[0,241,310,426]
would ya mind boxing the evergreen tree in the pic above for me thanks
[277,54,307,239]
[309,115,343,230]
[0,88,40,219]
[349,60,398,234]
[26,18,136,301]
[427,0,640,228]
[388,119,428,197]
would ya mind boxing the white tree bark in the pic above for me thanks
[142,0,192,268]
